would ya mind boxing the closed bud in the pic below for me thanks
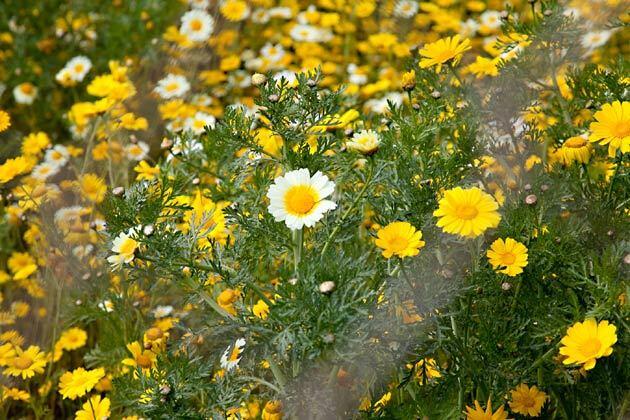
[268,94,279,103]
[306,78,317,88]
[143,224,154,236]
[251,73,267,86]
[319,281,335,294]
[525,194,537,205]
[112,187,124,196]
[431,90,441,99]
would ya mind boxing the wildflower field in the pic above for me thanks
[0,0,628,418]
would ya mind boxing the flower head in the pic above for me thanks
[75,395,111,420]
[588,101,630,157]
[433,187,501,238]
[465,398,508,420]
[107,229,139,268]
[559,318,617,370]
[180,9,214,42]
[0,110,10,132]
[509,384,547,417]
[375,222,425,259]
[58,367,105,399]
[487,238,528,276]
[558,135,591,165]
[347,129,380,155]
[420,35,471,72]
[221,338,246,372]
[4,346,47,379]
[266,168,336,230]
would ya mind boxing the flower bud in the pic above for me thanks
[251,73,267,86]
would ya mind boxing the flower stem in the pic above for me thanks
[293,228,303,277]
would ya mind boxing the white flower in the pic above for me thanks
[289,24,332,43]
[394,0,419,18]
[261,43,285,63]
[154,74,190,99]
[268,7,292,19]
[266,168,337,230]
[31,162,60,181]
[65,56,92,82]
[153,305,174,318]
[188,0,209,8]
[185,112,216,134]
[480,10,502,30]
[459,18,480,38]
[180,9,214,42]
[107,229,139,268]
[581,30,612,50]
[44,145,70,168]
[347,129,380,155]
[251,8,270,24]
[98,300,114,313]
[220,338,246,372]
[125,141,150,161]
[72,244,94,259]
[13,83,37,105]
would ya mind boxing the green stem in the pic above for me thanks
[292,228,303,277]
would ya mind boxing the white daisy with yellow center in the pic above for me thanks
[267,168,336,230]
[185,112,216,134]
[107,229,139,268]
[154,74,190,99]
[220,338,245,372]
[180,9,214,43]
[65,56,92,82]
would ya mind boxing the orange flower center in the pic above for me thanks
[74,64,84,73]
[387,236,409,252]
[284,186,316,215]
[520,394,536,408]
[136,352,153,368]
[165,82,179,92]
[501,252,516,265]
[13,355,33,370]
[455,205,478,220]
[21,84,34,94]
[190,19,203,31]
[611,121,630,139]
[579,337,601,357]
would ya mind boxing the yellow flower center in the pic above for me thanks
[229,346,240,362]
[455,205,478,220]
[136,352,153,368]
[13,355,33,370]
[284,186,317,215]
[190,19,202,31]
[165,82,179,92]
[21,84,33,94]
[118,238,137,256]
[501,252,516,265]
[387,236,409,253]
[564,136,587,148]
[74,64,84,73]
[520,394,536,408]
[579,337,601,357]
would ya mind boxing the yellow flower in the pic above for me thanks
[374,222,425,259]
[433,187,501,238]
[509,384,547,417]
[22,132,51,156]
[4,345,47,379]
[134,161,160,181]
[401,70,416,91]
[78,173,107,203]
[8,252,37,280]
[57,328,88,351]
[588,101,630,157]
[1,386,30,402]
[559,318,617,370]
[466,56,499,78]
[0,109,10,132]
[122,341,157,375]
[58,367,105,400]
[252,299,270,320]
[419,35,471,72]
[414,358,441,383]
[217,288,240,316]
[0,343,16,366]
[107,230,139,268]
[558,136,591,165]
[220,0,250,22]
[180,190,229,246]
[465,399,508,420]
[75,395,111,420]
[0,156,30,184]
[261,400,282,420]
[486,238,528,276]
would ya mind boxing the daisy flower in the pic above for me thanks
[419,35,471,72]
[44,145,70,168]
[65,56,92,82]
[75,395,111,420]
[107,229,139,268]
[125,141,150,161]
[58,367,105,400]
[220,0,251,22]
[375,222,425,259]
[13,82,38,105]
[4,345,47,379]
[588,101,629,157]
[464,398,508,420]
[559,318,617,370]
[509,384,548,417]
[185,112,216,134]
[347,129,380,155]
[220,338,246,372]
[266,168,337,230]
[0,109,11,132]
[154,74,190,99]
[180,9,214,42]
[433,187,501,238]
[31,162,60,181]
[581,30,612,50]
[56,328,87,351]
[486,238,528,276]
[394,0,419,18]
[558,135,591,165]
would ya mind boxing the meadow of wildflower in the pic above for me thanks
[0,0,628,418]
